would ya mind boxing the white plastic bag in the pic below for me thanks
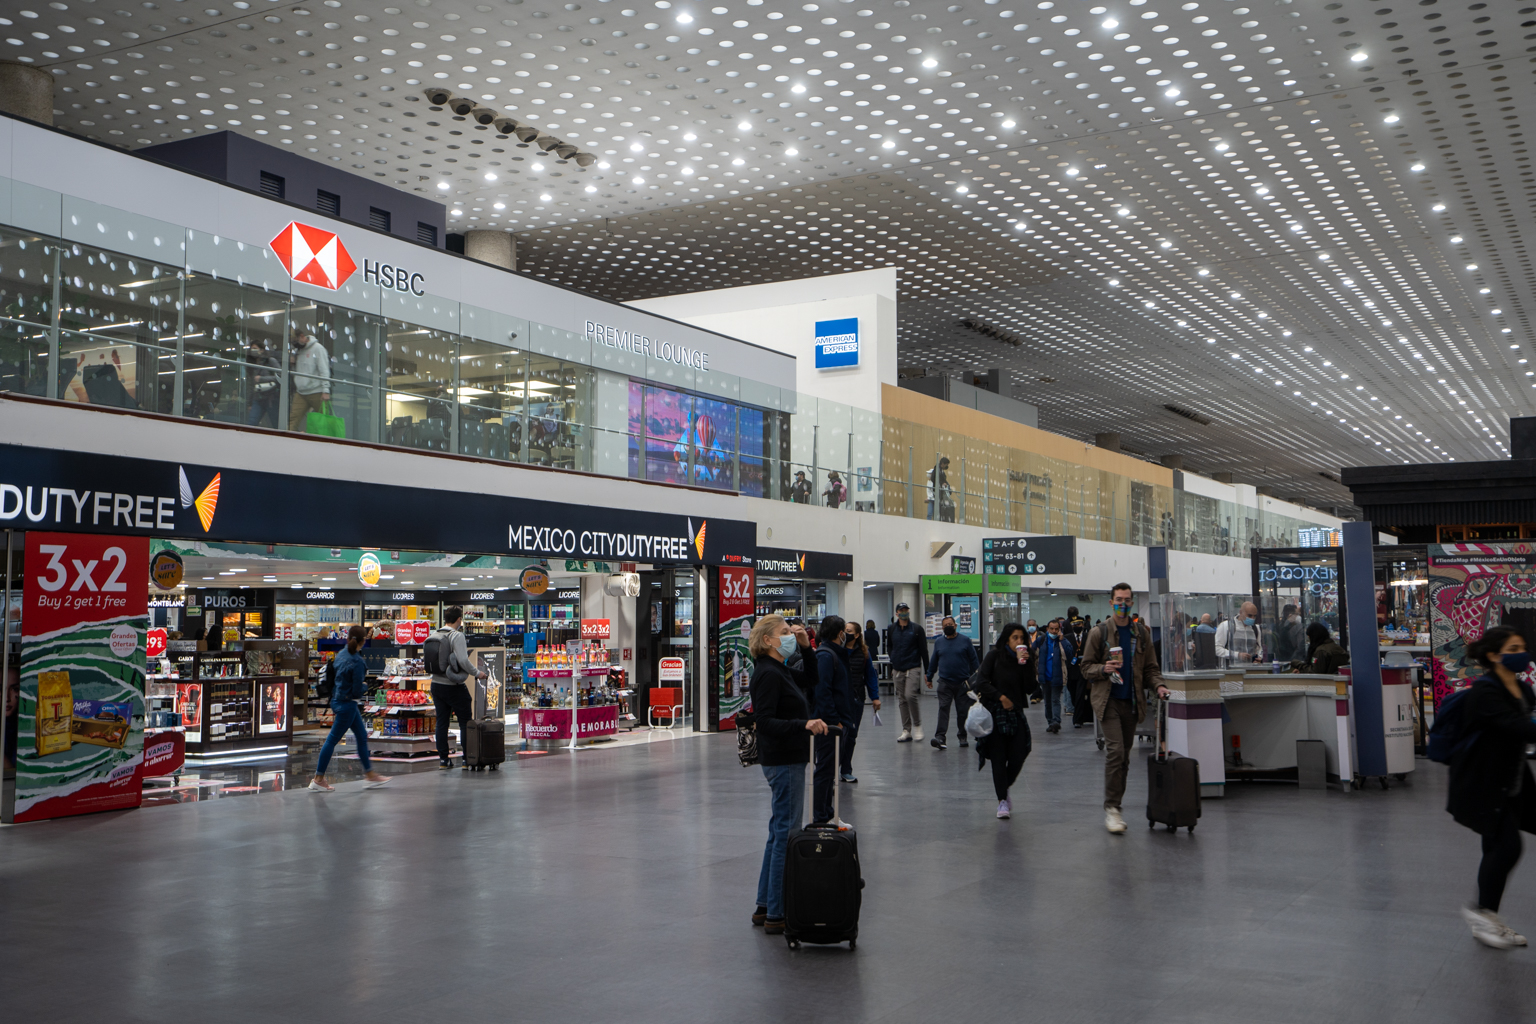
[966,696,994,739]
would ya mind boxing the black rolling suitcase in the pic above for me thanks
[1146,696,1200,832]
[782,732,863,950]
[463,720,505,771]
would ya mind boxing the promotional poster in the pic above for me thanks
[716,566,755,729]
[9,532,149,823]
[1428,542,1536,707]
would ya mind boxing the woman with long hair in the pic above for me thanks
[309,625,391,792]
[1449,626,1536,948]
[973,623,1039,819]
[745,614,827,935]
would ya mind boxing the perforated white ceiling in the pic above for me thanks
[11,0,1536,511]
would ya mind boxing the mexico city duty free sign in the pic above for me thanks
[0,444,755,568]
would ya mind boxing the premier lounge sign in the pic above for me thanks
[584,320,710,371]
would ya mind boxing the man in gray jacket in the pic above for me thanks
[287,328,331,433]
[429,606,487,770]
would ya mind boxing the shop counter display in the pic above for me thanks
[520,704,619,741]
[162,652,293,756]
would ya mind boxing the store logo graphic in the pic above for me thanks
[689,518,707,560]
[270,221,358,290]
[814,317,859,370]
[178,467,220,532]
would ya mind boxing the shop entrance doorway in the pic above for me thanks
[634,568,697,728]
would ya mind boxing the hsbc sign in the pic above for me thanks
[270,221,425,296]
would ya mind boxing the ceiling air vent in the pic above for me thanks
[956,318,1023,348]
[1163,404,1212,426]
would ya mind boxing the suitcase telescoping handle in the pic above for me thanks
[1155,691,1169,763]
[805,727,841,827]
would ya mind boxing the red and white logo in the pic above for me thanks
[269,221,358,290]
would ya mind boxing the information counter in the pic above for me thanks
[1164,670,1351,797]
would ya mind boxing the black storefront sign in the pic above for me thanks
[0,444,755,567]
[981,535,1077,576]
[752,546,854,580]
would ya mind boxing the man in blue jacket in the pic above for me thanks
[927,615,980,750]
[1032,618,1075,734]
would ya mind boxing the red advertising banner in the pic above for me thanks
[146,627,168,659]
[717,566,755,729]
[413,619,432,644]
[394,620,415,645]
[11,532,150,823]
[139,730,186,779]
[519,704,619,741]
[580,618,611,640]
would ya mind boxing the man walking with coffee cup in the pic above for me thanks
[1080,583,1169,833]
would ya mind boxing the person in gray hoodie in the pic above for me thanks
[428,605,487,770]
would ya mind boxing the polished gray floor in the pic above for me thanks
[3,706,1533,1024]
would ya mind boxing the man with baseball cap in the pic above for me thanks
[887,602,930,743]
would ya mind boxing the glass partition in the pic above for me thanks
[1252,547,1345,664]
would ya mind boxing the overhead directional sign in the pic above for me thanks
[981,535,1077,576]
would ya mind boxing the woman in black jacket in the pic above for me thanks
[1449,626,1536,948]
[974,623,1040,820]
[746,614,827,935]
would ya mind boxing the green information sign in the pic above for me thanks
[921,574,1021,595]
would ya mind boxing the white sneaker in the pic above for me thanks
[897,729,912,743]
[1463,904,1517,949]
[912,728,924,742]
[1105,807,1127,833]
[308,778,334,793]
[996,799,1011,820]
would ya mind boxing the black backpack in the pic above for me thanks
[423,631,447,676]
[315,658,337,700]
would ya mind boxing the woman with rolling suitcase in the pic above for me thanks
[974,624,1038,820]
[1447,626,1536,949]
[745,614,828,936]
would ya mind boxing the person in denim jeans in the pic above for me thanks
[744,613,827,935]
[309,625,391,792]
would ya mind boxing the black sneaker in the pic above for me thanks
[959,737,969,748]
[840,772,858,783]
[438,760,454,770]
[931,737,947,749]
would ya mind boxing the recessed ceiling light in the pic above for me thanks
[1432,203,1446,212]
[923,58,938,68]
[676,12,693,23]
[1350,52,1368,62]
[1103,18,1119,28]
[436,181,449,191]
[1383,115,1400,125]
[1450,236,1463,244]
[483,172,497,182]
[1410,163,1425,172]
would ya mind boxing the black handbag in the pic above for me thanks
[735,711,759,767]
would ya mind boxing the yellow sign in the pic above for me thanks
[357,552,382,588]
[151,550,185,591]
[520,566,550,596]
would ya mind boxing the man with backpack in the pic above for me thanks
[426,606,487,770]
[1080,583,1169,833]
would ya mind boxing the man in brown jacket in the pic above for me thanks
[1080,582,1169,833]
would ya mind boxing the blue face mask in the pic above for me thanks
[1501,651,1533,675]
[1244,617,1256,626]
[777,634,799,659]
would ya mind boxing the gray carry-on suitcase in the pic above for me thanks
[1146,697,1200,832]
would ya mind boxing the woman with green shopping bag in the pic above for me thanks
[287,329,333,433]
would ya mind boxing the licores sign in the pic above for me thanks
[584,320,710,371]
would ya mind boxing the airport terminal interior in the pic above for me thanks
[2,0,1536,1019]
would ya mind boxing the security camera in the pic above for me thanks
[553,143,579,160]
[574,152,596,168]
[493,116,519,134]
[470,107,497,126]
[448,97,476,116]
[513,125,540,143]
[535,135,561,152]
[423,87,451,106]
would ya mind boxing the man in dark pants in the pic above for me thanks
[927,615,980,750]
[1080,584,1169,833]
[811,615,854,824]
[427,606,487,770]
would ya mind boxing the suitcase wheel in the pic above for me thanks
[1148,819,1155,828]
[1096,739,1105,750]
[1167,823,1176,832]
[787,939,801,950]
[847,939,856,950]
[489,764,499,771]
[1187,825,1195,833]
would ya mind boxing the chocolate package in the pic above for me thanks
[71,699,134,749]
[35,672,74,756]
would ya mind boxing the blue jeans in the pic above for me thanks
[317,701,371,775]
[756,762,806,921]
[1044,681,1064,727]
[248,392,277,428]
[1061,678,1076,716]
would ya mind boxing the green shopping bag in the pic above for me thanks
[305,400,347,438]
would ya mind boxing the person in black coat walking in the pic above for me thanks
[746,614,828,936]
[1448,626,1536,948]
[974,623,1040,820]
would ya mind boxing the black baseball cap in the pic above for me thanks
[895,602,910,610]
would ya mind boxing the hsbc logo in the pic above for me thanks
[270,222,357,290]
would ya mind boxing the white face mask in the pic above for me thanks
[777,634,798,659]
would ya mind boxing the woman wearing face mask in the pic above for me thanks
[839,621,882,783]
[745,614,828,935]
[974,623,1039,819]
[1300,622,1349,675]
[1448,626,1536,949]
